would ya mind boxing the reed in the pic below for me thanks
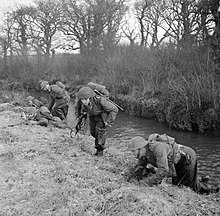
[0,44,219,133]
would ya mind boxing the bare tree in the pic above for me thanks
[9,6,34,61]
[60,0,127,54]
[132,0,218,48]
[0,11,15,64]
[97,0,127,55]
[120,12,139,46]
[160,0,212,48]
[197,0,220,69]
[133,0,168,48]
[33,0,62,61]
[134,0,149,46]
[0,36,9,78]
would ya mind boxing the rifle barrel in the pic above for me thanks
[94,90,124,111]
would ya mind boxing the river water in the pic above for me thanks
[33,92,220,184]
[106,111,220,184]
[66,102,220,184]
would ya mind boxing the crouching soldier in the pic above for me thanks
[75,86,118,156]
[40,81,70,122]
[127,133,219,194]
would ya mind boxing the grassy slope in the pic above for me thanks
[0,106,219,216]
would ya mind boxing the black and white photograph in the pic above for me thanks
[0,0,219,215]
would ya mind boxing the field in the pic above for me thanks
[0,103,219,216]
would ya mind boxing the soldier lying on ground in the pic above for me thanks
[24,96,64,128]
[126,134,219,194]
[25,96,47,108]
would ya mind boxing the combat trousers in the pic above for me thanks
[172,146,215,194]
[172,146,199,191]
[52,105,69,121]
[89,115,107,151]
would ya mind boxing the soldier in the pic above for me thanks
[24,95,61,127]
[40,81,70,122]
[127,133,219,194]
[75,86,118,156]
[25,96,47,108]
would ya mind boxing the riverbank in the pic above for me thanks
[0,94,220,215]
[113,94,220,136]
[1,79,220,136]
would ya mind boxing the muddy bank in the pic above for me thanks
[0,101,219,215]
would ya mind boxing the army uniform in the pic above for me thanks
[25,95,61,127]
[36,106,56,126]
[128,134,219,194]
[75,87,118,156]
[26,96,47,108]
[41,81,70,121]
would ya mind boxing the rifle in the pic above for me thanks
[70,112,87,138]
[94,89,124,112]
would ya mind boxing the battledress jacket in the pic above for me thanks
[48,84,70,111]
[136,141,186,185]
[75,96,118,126]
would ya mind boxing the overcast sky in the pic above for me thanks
[0,0,34,25]
[0,0,134,45]
[0,0,34,14]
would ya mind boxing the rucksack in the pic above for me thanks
[148,133,184,164]
[87,82,110,98]
[148,133,175,145]
[56,81,65,89]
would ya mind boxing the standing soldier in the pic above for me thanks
[40,80,70,122]
[75,86,118,156]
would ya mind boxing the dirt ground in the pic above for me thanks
[0,102,220,216]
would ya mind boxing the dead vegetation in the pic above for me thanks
[0,104,219,216]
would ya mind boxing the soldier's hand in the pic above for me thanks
[134,166,144,181]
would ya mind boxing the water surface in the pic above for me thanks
[34,92,220,184]
[107,111,220,184]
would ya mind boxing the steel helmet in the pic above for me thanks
[24,107,37,120]
[128,136,148,151]
[40,81,49,90]
[77,87,96,99]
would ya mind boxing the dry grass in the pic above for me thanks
[0,105,219,216]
